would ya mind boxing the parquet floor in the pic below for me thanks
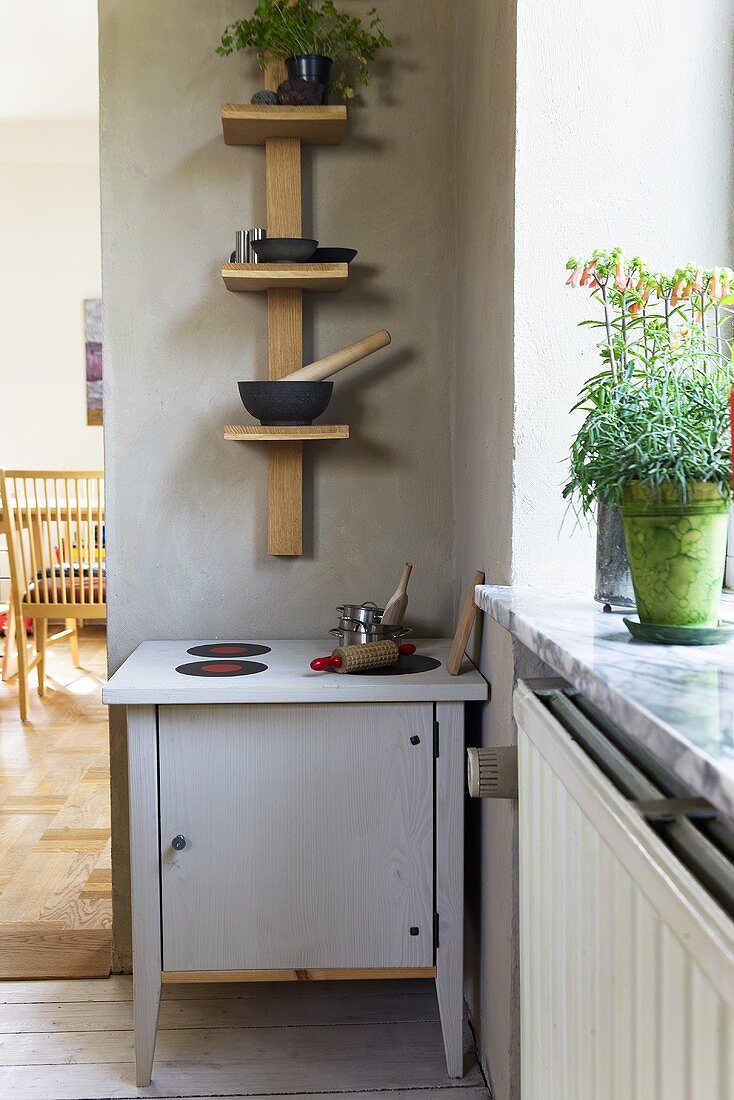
[0,976,488,1099]
[0,625,111,978]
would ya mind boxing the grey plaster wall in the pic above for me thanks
[513,0,734,586]
[453,3,518,1098]
[100,0,457,968]
[101,0,456,673]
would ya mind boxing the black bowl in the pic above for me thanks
[238,381,334,426]
[249,238,318,263]
[311,247,358,264]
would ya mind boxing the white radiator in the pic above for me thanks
[515,680,734,1100]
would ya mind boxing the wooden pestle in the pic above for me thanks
[278,329,391,383]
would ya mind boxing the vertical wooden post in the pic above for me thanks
[264,54,304,555]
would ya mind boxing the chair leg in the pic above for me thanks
[36,619,47,697]
[67,619,80,667]
[15,611,29,722]
[2,602,18,683]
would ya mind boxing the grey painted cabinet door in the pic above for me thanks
[158,703,434,971]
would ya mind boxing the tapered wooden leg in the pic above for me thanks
[35,619,47,696]
[2,601,17,682]
[127,705,162,1086]
[134,969,162,1087]
[15,610,29,721]
[435,703,465,1078]
[67,618,80,666]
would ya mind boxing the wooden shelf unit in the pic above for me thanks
[222,262,348,292]
[222,55,351,556]
[221,104,347,145]
[225,425,349,442]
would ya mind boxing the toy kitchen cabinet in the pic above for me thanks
[103,639,487,1086]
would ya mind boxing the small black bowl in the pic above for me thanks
[250,238,318,263]
[311,247,358,264]
[238,381,334,426]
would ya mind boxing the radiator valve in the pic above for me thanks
[467,747,518,799]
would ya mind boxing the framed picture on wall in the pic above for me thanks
[84,298,103,426]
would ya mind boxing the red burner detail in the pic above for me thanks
[208,645,249,655]
[200,661,243,674]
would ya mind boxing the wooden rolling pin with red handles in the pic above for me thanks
[278,329,391,383]
[311,640,415,673]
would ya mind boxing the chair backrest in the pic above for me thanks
[0,470,105,611]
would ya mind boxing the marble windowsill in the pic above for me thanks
[476,584,734,829]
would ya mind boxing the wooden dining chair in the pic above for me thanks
[0,470,105,720]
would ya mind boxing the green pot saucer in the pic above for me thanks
[623,616,734,646]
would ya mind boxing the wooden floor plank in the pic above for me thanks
[0,975,436,1004]
[0,627,111,979]
[0,1018,465,1065]
[0,1022,483,1098]
[0,976,133,1004]
[0,1079,487,1100]
[0,989,442,1033]
[0,927,111,979]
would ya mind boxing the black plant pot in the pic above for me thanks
[286,54,332,102]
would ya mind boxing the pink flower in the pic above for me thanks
[671,278,687,306]
[709,273,723,301]
[614,259,627,291]
[565,268,580,288]
[580,261,597,287]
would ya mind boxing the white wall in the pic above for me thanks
[513,0,734,587]
[454,3,734,1099]
[0,119,102,469]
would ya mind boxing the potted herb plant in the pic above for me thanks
[217,0,391,102]
[564,249,734,637]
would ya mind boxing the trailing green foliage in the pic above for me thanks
[217,0,391,99]
[564,351,734,515]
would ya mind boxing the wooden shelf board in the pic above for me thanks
[221,104,347,145]
[225,425,350,442]
[222,263,348,292]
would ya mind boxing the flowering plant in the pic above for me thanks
[562,249,734,514]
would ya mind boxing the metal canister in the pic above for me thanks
[249,227,267,263]
[235,230,249,264]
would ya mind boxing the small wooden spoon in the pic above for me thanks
[381,562,413,627]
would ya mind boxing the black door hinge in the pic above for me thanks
[433,718,440,758]
[434,912,440,950]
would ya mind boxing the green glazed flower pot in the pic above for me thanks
[620,481,729,627]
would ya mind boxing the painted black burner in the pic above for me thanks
[187,642,271,658]
[357,655,442,676]
[175,660,269,678]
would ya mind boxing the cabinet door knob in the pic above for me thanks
[171,834,187,850]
